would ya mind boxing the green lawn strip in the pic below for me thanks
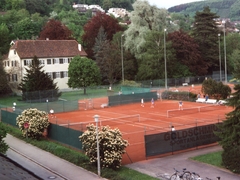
[190,151,223,168]
[2,123,159,180]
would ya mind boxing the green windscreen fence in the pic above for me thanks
[1,110,19,127]
[121,86,150,95]
[48,123,83,150]
[145,123,220,157]
[108,92,158,106]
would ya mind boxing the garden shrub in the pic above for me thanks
[0,122,9,154]
[79,124,128,169]
[16,108,49,139]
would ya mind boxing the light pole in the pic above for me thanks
[223,20,227,84]
[164,28,167,89]
[218,34,222,81]
[94,115,100,177]
[121,34,124,83]
[46,99,49,112]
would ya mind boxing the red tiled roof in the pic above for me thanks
[11,40,87,59]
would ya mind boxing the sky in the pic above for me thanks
[147,0,204,9]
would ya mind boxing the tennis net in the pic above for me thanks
[167,105,220,118]
[58,114,140,131]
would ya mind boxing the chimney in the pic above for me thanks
[78,44,81,51]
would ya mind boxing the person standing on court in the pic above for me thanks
[151,98,154,108]
[141,98,144,107]
[205,94,209,102]
[179,100,183,110]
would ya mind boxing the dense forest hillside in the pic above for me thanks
[168,0,240,21]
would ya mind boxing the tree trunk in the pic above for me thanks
[84,87,86,95]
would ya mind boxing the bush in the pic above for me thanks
[222,146,240,173]
[0,122,9,154]
[79,124,129,169]
[16,108,49,139]
[161,90,197,101]
[201,78,231,99]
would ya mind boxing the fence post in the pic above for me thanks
[195,119,198,149]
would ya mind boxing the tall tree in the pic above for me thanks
[82,12,123,59]
[0,23,10,56]
[68,56,101,94]
[192,6,220,74]
[38,19,74,40]
[18,56,61,101]
[168,30,207,76]
[93,26,107,58]
[14,17,40,39]
[57,10,88,43]
[95,40,121,87]
[124,0,178,60]
[215,63,240,173]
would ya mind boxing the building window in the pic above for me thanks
[53,58,59,64]
[7,61,9,67]
[24,60,32,66]
[68,58,72,63]
[60,71,64,78]
[47,72,52,79]
[64,58,68,63]
[11,60,17,67]
[39,59,45,65]
[56,72,60,78]
[47,59,51,65]
[14,50,16,54]
[64,71,68,77]
[7,74,10,82]
[52,72,56,79]
[12,74,18,82]
[59,58,64,64]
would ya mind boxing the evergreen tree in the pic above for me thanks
[215,54,240,173]
[18,56,61,101]
[192,6,220,74]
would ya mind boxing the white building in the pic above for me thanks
[107,8,130,18]
[3,40,87,93]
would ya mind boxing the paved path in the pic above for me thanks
[4,134,104,180]
[126,145,240,180]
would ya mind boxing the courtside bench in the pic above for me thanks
[196,98,205,103]
[196,98,217,104]
[206,99,217,104]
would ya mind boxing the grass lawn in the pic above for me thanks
[191,151,223,168]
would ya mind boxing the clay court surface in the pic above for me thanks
[50,85,233,164]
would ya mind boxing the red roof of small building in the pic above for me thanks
[11,40,87,59]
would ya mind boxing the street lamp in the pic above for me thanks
[13,102,16,111]
[222,20,227,84]
[46,99,49,112]
[94,115,100,176]
[164,28,167,89]
[218,34,222,81]
[121,34,124,83]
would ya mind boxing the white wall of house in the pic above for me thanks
[4,52,73,92]
[21,57,72,89]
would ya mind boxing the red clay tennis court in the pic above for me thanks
[50,95,232,164]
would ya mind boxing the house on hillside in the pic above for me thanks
[3,40,87,94]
